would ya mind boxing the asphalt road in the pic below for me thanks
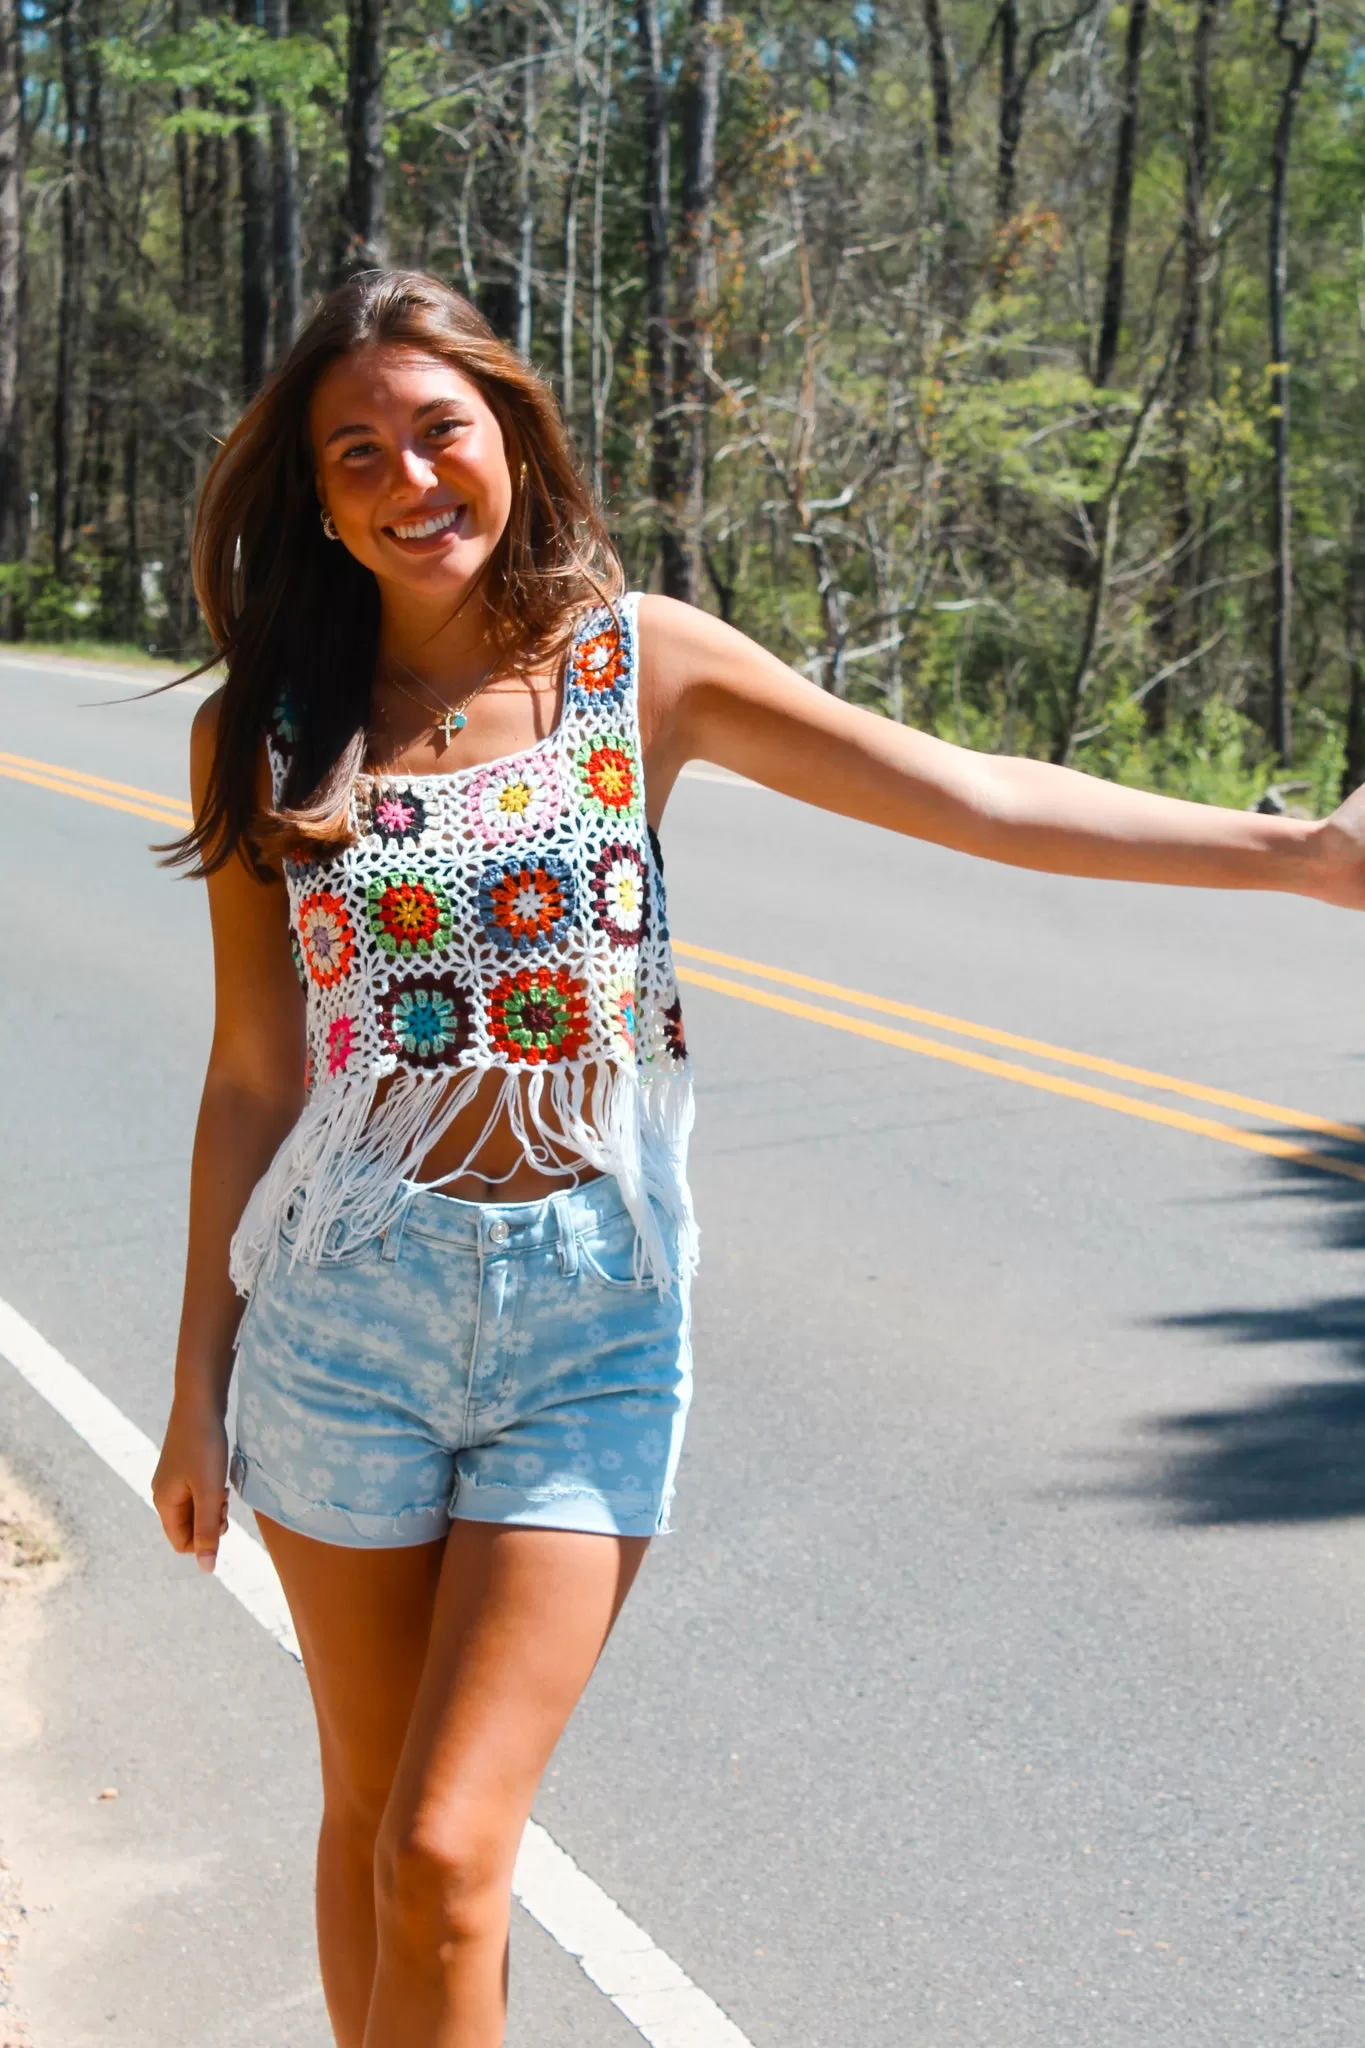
[4,648,1365,2047]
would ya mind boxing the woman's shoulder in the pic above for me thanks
[189,684,227,795]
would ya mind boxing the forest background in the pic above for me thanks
[0,0,1362,807]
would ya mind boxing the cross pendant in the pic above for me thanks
[439,709,467,745]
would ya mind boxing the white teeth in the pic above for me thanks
[391,506,461,541]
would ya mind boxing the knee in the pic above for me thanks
[374,1811,512,1959]
[321,1758,395,1857]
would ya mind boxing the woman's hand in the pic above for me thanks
[152,1399,230,1574]
[1305,783,1365,910]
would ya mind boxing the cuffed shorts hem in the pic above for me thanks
[451,1475,674,1540]
[230,1447,451,1550]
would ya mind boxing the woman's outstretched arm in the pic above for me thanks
[152,693,306,1572]
[639,597,1365,909]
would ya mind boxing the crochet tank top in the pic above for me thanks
[229,592,695,1296]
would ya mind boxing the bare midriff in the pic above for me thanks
[371,1067,604,1203]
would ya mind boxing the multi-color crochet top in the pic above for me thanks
[228,593,695,1297]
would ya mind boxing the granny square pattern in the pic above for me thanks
[233,594,694,1297]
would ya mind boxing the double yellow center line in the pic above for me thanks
[673,944,1365,1187]
[0,749,192,829]
[9,748,1364,1186]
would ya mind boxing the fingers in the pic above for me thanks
[153,1473,197,1554]
[151,1458,229,1564]
[193,1485,231,1575]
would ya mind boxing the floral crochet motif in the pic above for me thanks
[366,873,453,960]
[590,843,648,948]
[297,892,357,988]
[378,975,472,1066]
[489,966,590,1064]
[575,735,639,819]
[367,786,428,847]
[604,972,638,1055]
[466,750,562,845]
[568,620,628,710]
[478,854,576,954]
[326,1015,358,1076]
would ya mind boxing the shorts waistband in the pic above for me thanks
[392,1172,630,1253]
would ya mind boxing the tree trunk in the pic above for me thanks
[1093,0,1148,390]
[0,0,24,564]
[1267,1,1317,766]
[560,0,592,415]
[265,0,300,361]
[675,0,721,607]
[995,3,1098,240]
[52,0,81,576]
[922,0,952,171]
[339,0,386,276]
[515,12,537,360]
[1342,491,1365,799]
[995,0,1020,229]
[588,0,615,500]
[170,0,192,308]
[234,0,270,398]
[121,410,140,641]
[637,0,685,595]
[1149,0,1218,728]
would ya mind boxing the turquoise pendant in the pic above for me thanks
[439,709,468,744]
[452,712,467,732]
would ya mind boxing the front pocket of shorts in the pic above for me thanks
[279,1210,383,1271]
[576,1212,656,1290]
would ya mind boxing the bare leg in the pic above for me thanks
[366,1521,648,2048]
[257,1516,446,2048]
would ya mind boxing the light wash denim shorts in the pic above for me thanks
[229,1175,692,1546]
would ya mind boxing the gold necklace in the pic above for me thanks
[383,655,509,747]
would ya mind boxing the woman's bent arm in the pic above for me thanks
[640,598,1365,909]
[153,694,306,1569]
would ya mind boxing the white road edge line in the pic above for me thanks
[0,1291,756,2048]
[0,652,212,696]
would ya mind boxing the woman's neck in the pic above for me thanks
[376,584,501,689]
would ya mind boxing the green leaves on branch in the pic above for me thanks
[102,19,342,132]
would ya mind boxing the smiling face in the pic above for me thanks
[310,344,515,618]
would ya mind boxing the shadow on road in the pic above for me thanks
[1125,1140,1365,1526]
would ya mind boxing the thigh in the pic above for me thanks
[259,1515,447,1814]
[384,1522,649,1857]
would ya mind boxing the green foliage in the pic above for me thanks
[8,0,1365,815]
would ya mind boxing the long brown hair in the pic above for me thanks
[165,269,623,876]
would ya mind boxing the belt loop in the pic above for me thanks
[553,1193,578,1278]
[381,1197,411,1263]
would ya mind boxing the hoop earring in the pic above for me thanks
[320,507,340,542]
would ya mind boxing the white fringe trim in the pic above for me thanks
[228,1062,697,1299]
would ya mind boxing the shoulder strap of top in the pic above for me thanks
[559,593,641,745]
[620,590,642,744]
[264,733,290,807]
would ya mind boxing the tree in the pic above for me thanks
[339,0,387,275]
[1151,0,1220,730]
[675,0,721,605]
[636,0,685,594]
[266,0,300,361]
[0,0,23,562]
[1266,0,1317,765]
[234,0,270,395]
[1093,0,1148,391]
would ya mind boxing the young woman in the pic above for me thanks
[151,268,1365,2048]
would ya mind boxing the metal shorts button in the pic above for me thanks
[488,1219,511,1245]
